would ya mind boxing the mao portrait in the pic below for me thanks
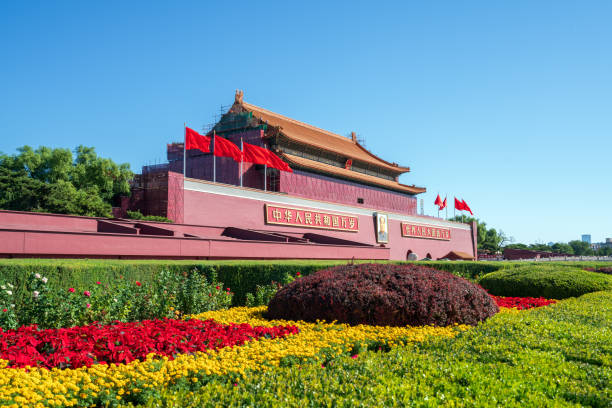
[375,213,388,243]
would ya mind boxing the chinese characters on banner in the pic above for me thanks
[401,222,451,241]
[265,204,359,232]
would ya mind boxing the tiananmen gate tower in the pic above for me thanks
[0,91,477,260]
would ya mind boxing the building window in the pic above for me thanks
[357,198,364,204]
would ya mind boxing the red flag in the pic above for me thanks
[434,194,442,208]
[454,197,465,211]
[213,135,242,162]
[461,199,473,215]
[185,127,211,153]
[265,149,293,173]
[440,197,447,210]
[242,142,270,165]
[242,142,293,172]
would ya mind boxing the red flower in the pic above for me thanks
[351,354,358,359]
[68,288,75,293]
[86,303,91,308]
[2,309,7,313]
[215,286,220,290]
[492,295,556,310]
[296,272,301,277]
[83,291,91,297]
[0,317,299,369]
[135,281,142,287]
[96,281,101,285]
[226,288,230,292]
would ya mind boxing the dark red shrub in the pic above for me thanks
[265,263,498,327]
[584,267,612,275]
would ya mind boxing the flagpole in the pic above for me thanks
[264,164,267,191]
[183,123,186,178]
[213,130,216,183]
[240,137,243,188]
[445,195,448,220]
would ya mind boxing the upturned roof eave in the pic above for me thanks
[235,101,412,175]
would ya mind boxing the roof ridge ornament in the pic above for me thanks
[351,131,357,142]
[235,89,244,104]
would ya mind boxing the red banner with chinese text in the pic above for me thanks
[401,222,451,240]
[265,204,359,232]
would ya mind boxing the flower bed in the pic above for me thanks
[0,319,298,369]
[492,295,556,310]
[0,292,559,406]
[0,307,468,407]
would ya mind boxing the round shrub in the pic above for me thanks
[479,265,612,299]
[265,263,498,327]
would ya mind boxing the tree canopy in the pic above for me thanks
[0,145,133,217]
[505,240,610,256]
[449,216,512,253]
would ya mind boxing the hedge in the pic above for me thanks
[0,259,355,307]
[1,259,610,307]
[479,264,612,299]
[128,291,612,407]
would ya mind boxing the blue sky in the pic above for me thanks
[1,1,611,244]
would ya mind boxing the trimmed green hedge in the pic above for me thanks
[0,259,353,307]
[125,291,612,407]
[2,259,610,307]
[479,265,612,299]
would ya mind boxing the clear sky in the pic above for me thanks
[1,1,611,244]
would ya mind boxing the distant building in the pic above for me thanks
[591,238,612,250]
[581,234,591,244]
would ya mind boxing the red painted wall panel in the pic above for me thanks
[183,187,474,261]
[279,170,417,216]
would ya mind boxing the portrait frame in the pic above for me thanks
[374,212,389,243]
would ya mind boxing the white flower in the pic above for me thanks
[5,291,12,296]
[35,273,41,279]
[10,304,14,308]
[113,298,118,303]
[7,284,13,288]
[33,291,40,298]
[0,286,5,290]
[42,277,48,284]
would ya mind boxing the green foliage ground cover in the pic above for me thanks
[479,264,612,299]
[123,291,612,408]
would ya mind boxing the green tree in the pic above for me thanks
[0,145,132,217]
[568,240,594,256]
[505,243,528,250]
[449,216,511,252]
[551,242,574,255]
[529,243,553,252]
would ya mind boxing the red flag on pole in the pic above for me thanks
[214,135,243,162]
[434,194,442,208]
[185,127,211,153]
[440,197,447,210]
[461,199,473,215]
[454,197,465,211]
[242,142,270,165]
[243,142,293,172]
[265,149,292,173]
